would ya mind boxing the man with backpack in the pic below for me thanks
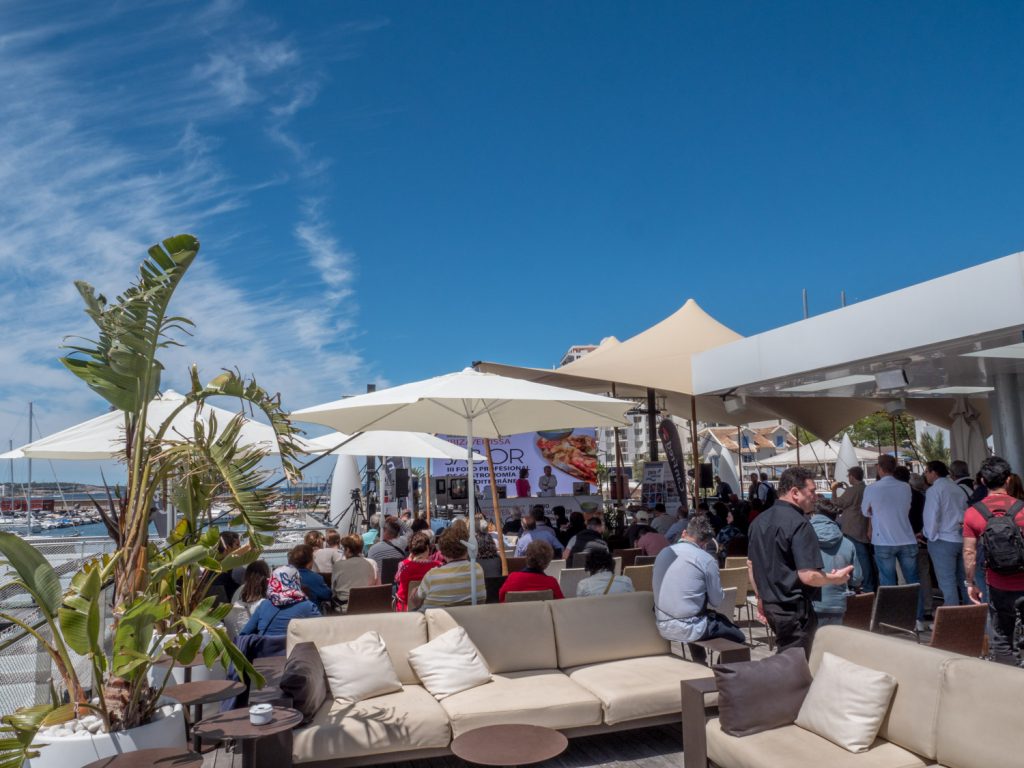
[963,455,1024,665]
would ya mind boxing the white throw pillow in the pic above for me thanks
[407,626,492,699]
[795,652,897,753]
[319,631,403,704]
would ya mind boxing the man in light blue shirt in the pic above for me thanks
[514,506,564,558]
[923,460,969,606]
[653,515,744,664]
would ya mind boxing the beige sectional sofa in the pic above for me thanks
[682,625,1024,768]
[282,591,713,767]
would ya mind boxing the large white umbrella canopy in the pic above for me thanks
[949,397,988,473]
[0,390,288,460]
[294,367,632,604]
[303,430,486,461]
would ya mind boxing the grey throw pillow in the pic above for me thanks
[279,641,329,722]
[713,648,812,737]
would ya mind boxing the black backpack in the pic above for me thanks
[761,483,777,508]
[975,500,1024,575]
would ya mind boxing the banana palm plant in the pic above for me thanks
[0,235,303,765]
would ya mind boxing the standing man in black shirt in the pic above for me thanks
[747,466,854,657]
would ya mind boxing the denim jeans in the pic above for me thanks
[986,584,1024,665]
[687,610,747,664]
[927,539,967,607]
[851,538,877,594]
[874,543,924,619]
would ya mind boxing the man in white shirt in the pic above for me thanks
[923,460,969,606]
[537,465,558,497]
[863,454,925,627]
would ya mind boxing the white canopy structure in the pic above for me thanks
[303,431,485,461]
[0,390,288,460]
[754,439,879,469]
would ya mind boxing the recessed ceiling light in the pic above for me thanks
[963,343,1024,359]
[919,386,995,395]
[780,374,876,393]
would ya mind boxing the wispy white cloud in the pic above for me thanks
[0,0,387,482]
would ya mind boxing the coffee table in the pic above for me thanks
[81,747,202,768]
[193,705,302,768]
[451,724,568,768]
[165,678,245,751]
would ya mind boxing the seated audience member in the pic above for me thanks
[239,565,320,636]
[475,518,503,578]
[367,517,408,570]
[649,502,673,535]
[331,534,378,611]
[209,531,244,603]
[410,520,485,610]
[394,532,439,611]
[576,546,635,597]
[362,514,381,549]
[559,510,586,546]
[652,515,745,664]
[664,506,689,543]
[810,499,862,625]
[410,516,433,539]
[499,540,564,602]
[514,506,564,557]
[304,530,324,551]
[564,515,610,563]
[288,544,332,604]
[715,509,746,553]
[312,529,344,573]
[637,520,671,558]
[224,560,270,638]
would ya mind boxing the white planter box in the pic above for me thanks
[25,703,186,768]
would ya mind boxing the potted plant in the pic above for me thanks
[0,235,302,768]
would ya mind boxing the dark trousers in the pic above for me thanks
[687,611,746,665]
[763,599,818,659]
[987,584,1024,665]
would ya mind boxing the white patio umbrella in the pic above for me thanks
[303,430,486,461]
[949,398,988,472]
[0,390,288,460]
[293,367,632,604]
[833,433,860,484]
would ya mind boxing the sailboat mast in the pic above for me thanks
[27,401,33,536]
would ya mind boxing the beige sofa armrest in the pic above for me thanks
[681,677,718,768]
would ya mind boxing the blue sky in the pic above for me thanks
[3,1,1024,485]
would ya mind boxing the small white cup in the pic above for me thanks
[249,703,273,726]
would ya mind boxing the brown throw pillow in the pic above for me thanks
[713,648,812,737]
[279,641,329,722]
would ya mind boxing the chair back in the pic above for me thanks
[505,557,527,573]
[842,592,875,631]
[612,548,641,569]
[613,556,623,575]
[633,555,657,567]
[724,556,747,569]
[929,603,988,656]
[570,552,589,569]
[345,584,394,615]
[719,586,738,618]
[870,584,920,639]
[379,557,402,586]
[484,575,507,604]
[505,589,553,603]
[544,559,566,580]
[718,566,748,598]
[558,568,587,597]
[408,580,422,598]
[623,564,654,592]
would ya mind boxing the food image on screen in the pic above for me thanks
[536,433,598,484]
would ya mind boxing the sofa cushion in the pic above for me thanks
[287,612,427,685]
[810,625,956,760]
[407,626,492,699]
[292,684,450,764]
[548,591,669,668]
[425,601,557,673]
[320,631,404,704]
[706,719,928,768]
[935,658,1024,768]
[797,652,897,753]
[565,654,713,725]
[278,642,328,722]
[438,669,602,737]
[715,648,812,737]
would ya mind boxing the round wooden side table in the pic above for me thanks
[165,678,246,751]
[451,723,569,768]
[193,705,302,768]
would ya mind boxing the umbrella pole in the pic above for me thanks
[484,438,509,576]
[424,462,432,524]
[466,416,478,606]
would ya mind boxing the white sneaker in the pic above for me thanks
[915,620,931,632]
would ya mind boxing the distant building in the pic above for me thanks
[558,344,598,367]
[698,424,797,469]
[598,414,691,470]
